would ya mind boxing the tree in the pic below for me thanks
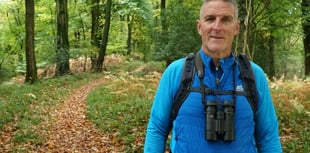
[90,0,100,70]
[237,0,304,78]
[24,0,37,83]
[95,0,112,72]
[0,0,306,80]
[8,1,25,66]
[154,0,201,66]
[237,0,270,58]
[265,0,304,78]
[264,0,276,77]
[161,0,167,34]
[55,0,70,76]
[302,0,310,76]
[126,13,132,55]
[116,0,152,56]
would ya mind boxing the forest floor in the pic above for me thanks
[0,55,309,152]
[32,76,123,152]
[0,76,124,152]
[0,55,128,152]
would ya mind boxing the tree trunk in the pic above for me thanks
[25,0,37,84]
[90,0,100,70]
[266,3,275,78]
[302,0,310,76]
[268,34,275,78]
[95,0,112,72]
[304,26,310,76]
[11,6,24,64]
[127,14,132,55]
[161,0,169,66]
[55,0,70,76]
[240,0,270,59]
[161,0,167,41]
[242,0,253,57]
[161,0,167,31]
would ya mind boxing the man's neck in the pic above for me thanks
[202,49,227,67]
[212,58,220,68]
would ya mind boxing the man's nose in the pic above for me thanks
[212,19,223,31]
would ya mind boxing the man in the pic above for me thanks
[144,0,282,152]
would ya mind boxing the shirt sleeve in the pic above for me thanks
[251,62,283,153]
[144,59,184,153]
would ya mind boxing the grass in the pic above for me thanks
[86,61,161,152]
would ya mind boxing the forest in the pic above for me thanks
[0,0,309,152]
[0,0,309,83]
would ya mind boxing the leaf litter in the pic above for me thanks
[34,77,124,152]
[0,76,124,153]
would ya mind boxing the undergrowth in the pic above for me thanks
[271,80,310,153]
[86,61,161,152]
[87,70,309,152]
[0,57,309,153]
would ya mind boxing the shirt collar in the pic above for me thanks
[199,48,235,71]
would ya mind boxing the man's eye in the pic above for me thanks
[222,17,233,24]
[205,18,214,22]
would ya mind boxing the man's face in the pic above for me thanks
[197,1,240,58]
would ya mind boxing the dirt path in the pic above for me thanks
[32,76,123,152]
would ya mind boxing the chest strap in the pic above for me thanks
[190,87,247,96]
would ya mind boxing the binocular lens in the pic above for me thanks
[205,101,235,141]
[205,102,217,140]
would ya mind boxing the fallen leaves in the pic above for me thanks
[36,77,123,152]
[0,76,123,152]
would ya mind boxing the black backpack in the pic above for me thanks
[170,52,258,127]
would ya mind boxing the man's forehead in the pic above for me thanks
[202,1,236,17]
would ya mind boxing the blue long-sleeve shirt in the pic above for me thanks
[144,50,282,153]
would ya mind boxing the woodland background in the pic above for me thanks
[0,0,309,152]
[0,0,309,83]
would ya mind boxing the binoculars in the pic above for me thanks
[205,101,235,141]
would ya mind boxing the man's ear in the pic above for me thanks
[234,21,240,35]
[197,20,202,35]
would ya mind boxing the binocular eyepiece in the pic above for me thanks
[205,101,235,141]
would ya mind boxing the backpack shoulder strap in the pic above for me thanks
[169,53,259,132]
[171,52,196,121]
[237,54,258,115]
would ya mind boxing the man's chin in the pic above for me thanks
[204,46,229,58]
[206,46,223,54]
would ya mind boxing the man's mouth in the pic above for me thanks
[210,36,224,39]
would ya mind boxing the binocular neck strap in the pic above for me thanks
[195,52,237,108]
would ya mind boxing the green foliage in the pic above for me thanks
[238,0,305,78]
[0,68,15,83]
[278,111,309,153]
[69,0,93,58]
[13,129,43,146]
[35,0,57,64]
[154,0,201,64]
[112,0,154,59]
[0,0,26,80]
[0,0,307,80]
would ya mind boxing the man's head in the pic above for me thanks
[200,0,239,21]
[197,0,240,59]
